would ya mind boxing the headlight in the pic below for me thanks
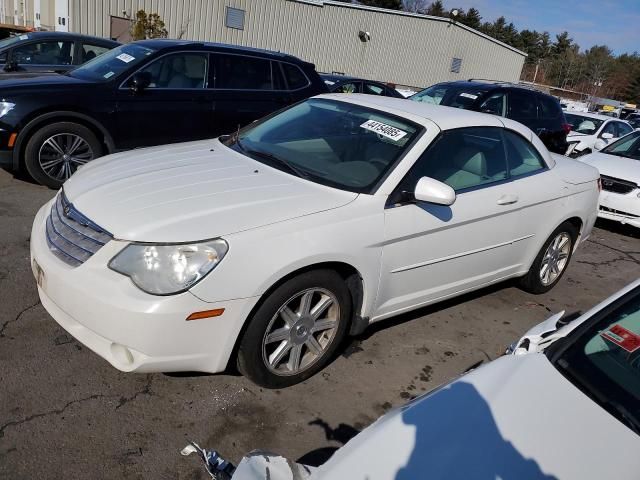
[0,101,15,118]
[109,239,228,295]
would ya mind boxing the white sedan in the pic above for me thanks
[565,111,634,157]
[200,279,640,479]
[31,94,600,387]
[580,131,640,228]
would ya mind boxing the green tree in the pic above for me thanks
[459,7,481,29]
[424,0,446,16]
[130,9,168,40]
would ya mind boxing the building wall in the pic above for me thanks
[68,0,525,88]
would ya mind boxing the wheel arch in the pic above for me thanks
[227,261,367,371]
[12,110,116,170]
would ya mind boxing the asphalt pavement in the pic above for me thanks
[1,167,638,479]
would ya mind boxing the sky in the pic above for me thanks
[449,0,640,55]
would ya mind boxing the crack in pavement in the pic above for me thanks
[0,394,106,439]
[0,300,40,338]
[586,239,640,265]
[115,375,154,411]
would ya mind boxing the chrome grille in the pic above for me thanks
[46,192,112,267]
[600,175,638,195]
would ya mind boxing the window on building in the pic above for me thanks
[450,57,462,73]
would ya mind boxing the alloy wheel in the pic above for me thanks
[262,288,340,376]
[38,133,94,182]
[539,232,572,286]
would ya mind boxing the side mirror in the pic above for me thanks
[414,177,456,206]
[130,72,151,93]
[593,139,607,151]
[601,132,614,140]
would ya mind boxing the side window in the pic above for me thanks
[12,41,74,65]
[281,63,309,90]
[82,43,110,62]
[363,83,384,96]
[478,92,506,116]
[503,130,546,177]
[616,122,633,137]
[508,91,538,123]
[137,53,207,89]
[537,95,562,119]
[335,82,358,94]
[601,121,617,137]
[0,51,6,63]
[404,127,508,192]
[215,54,272,90]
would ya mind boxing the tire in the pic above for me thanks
[24,121,103,189]
[519,221,578,294]
[237,270,352,388]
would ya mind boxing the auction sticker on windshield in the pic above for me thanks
[601,324,640,353]
[360,120,408,141]
[116,53,135,63]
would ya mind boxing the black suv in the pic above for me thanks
[410,80,569,154]
[0,40,327,187]
[0,31,119,74]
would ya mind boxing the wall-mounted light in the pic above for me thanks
[358,30,371,42]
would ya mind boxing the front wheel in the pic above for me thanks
[237,270,351,388]
[519,222,578,294]
[24,121,103,189]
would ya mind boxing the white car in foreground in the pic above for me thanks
[565,111,633,157]
[580,131,640,228]
[31,94,599,387]
[195,279,640,479]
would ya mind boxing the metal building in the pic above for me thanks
[2,0,527,89]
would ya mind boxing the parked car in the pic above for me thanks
[31,94,600,388]
[192,279,640,479]
[579,131,640,228]
[321,74,405,98]
[0,31,118,74]
[0,39,327,188]
[409,80,570,155]
[564,112,634,158]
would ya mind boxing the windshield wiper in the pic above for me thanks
[245,149,310,180]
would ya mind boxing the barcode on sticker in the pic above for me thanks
[360,120,407,141]
[459,92,478,100]
[116,53,135,63]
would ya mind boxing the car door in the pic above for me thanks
[375,127,523,319]
[208,53,292,136]
[8,39,75,73]
[114,51,213,149]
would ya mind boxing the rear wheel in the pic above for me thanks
[519,222,578,294]
[237,270,351,388]
[24,121,103,188]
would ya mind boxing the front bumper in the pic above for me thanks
[598,190,640,228]
[30,199,260,373]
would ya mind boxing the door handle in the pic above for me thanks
[497,194,519,205]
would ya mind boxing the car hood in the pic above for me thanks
[311,354,639,480]
[567,131,591,138]
[0,72,90,89]
[63,139,358,242]
[580,151,640,184]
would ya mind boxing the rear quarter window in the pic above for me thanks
[537,95,562,120]
[281,62,309,90]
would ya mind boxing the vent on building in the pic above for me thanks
[451,57,462,73]
[225,7,245,30]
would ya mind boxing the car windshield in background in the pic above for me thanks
[602,131,640,159]
[565,113,604,135]
[552,288,640,434]
[227,98,421,193]
[410,84,487,109]
[68,44,155,82]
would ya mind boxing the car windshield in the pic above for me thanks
[550,287,640,434]
[565,113,604,135]
[68,44,155,82]
[0,34,30,50]
[225,98,421,193]
[410,84,487,109]
[601,131,640,159]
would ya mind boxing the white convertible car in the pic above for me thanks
[31,94,600,387]
[580,130,640,228]
[188,279,640,480]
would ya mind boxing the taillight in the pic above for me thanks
[562,123,572,135]
[597,177,602,191]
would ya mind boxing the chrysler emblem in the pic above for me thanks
[64,205,71,216]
